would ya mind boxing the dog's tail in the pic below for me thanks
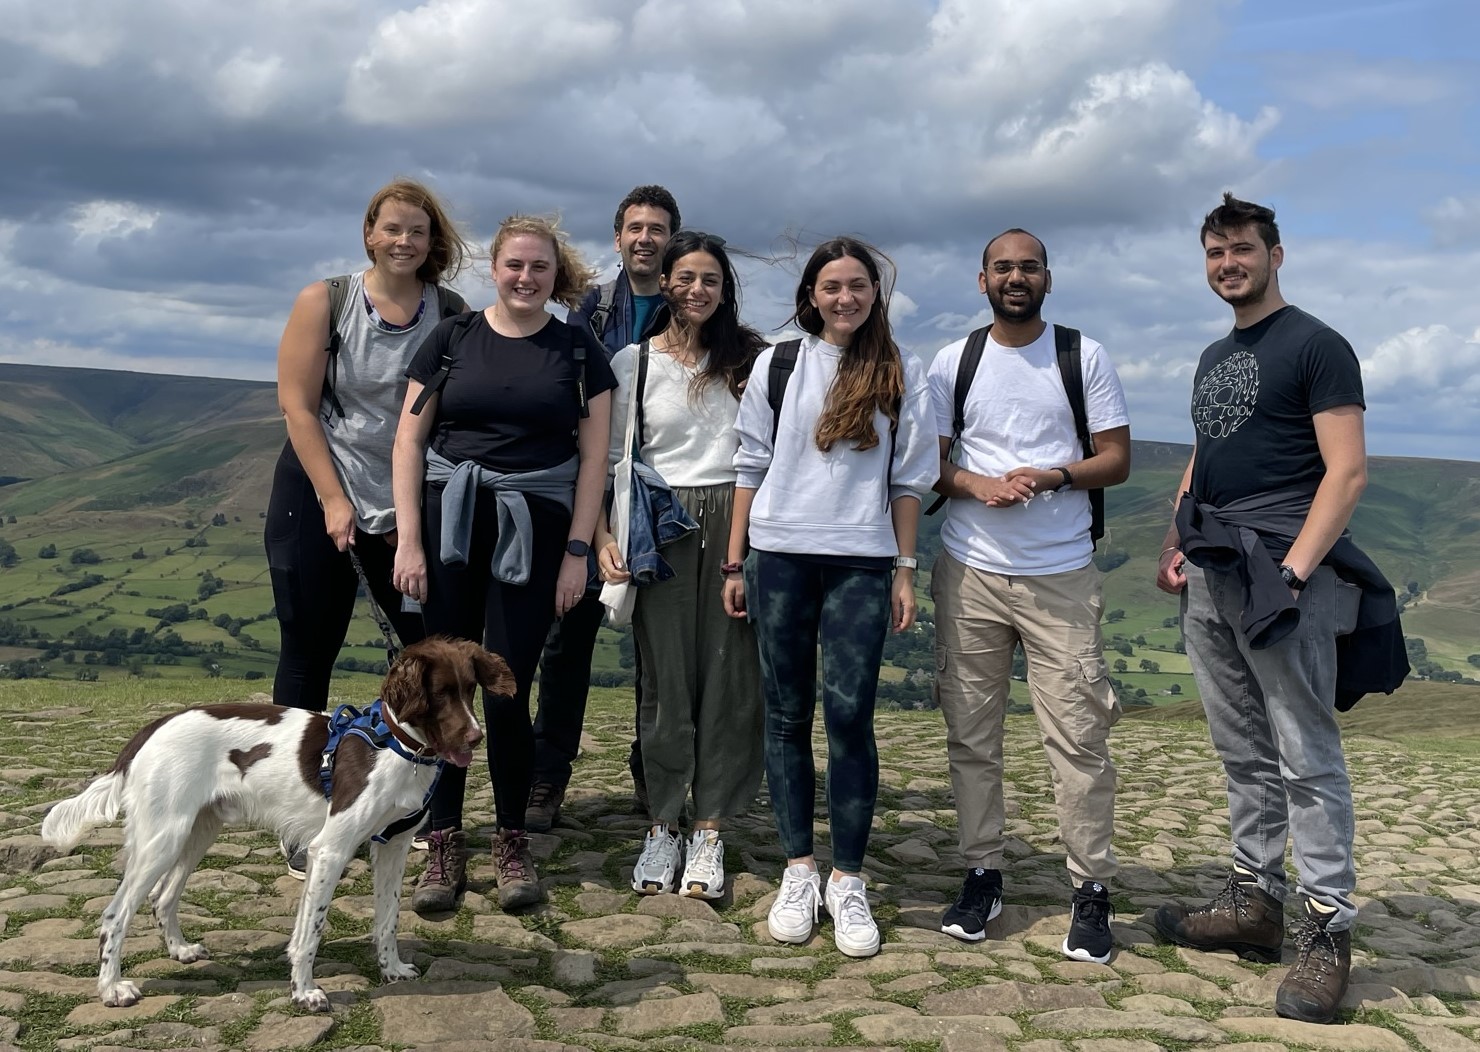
[41,773,125,853]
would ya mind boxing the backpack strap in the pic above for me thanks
[1053,324,1104,545]
[635,339,651,451]
[588,279,618,344]
[571,325,590,420]
[409,312,478,416]
[320,274,353,419]
[767,340,802,446]
[925,325,991,515]
[435,284,468,319]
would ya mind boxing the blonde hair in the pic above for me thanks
[489,214,598,311]
[362,178,471,284]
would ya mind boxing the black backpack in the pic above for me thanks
[321,274,469,419]
[925,324,1104,545]
[766,339,900,491]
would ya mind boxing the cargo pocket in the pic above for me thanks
[1077,653,1122,733]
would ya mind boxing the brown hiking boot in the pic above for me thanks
[494,829,543,910]
[1275,901,1351,1024]
[1153,869,1284,963]
[526,782,565,834]
[410,829,467,914]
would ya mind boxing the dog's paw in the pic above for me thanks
[171,942,210,964]
[380,960,419,983]
[292,987,331,1013]
[100,980,142,1007]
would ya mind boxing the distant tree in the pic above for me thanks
[1114,640,1133,657]
[5,515,13,524]
[0,539,16,568]
[164,547,173,555]
[1168,683,1182,695]
[131,547,148,560]
[38,543,57,559]
[1161,615,1180,628]
[70,548,101,565]
[184,536,208,548]
[243,670,264,681]
[211,513,228,527]
[1406,580,1420,595]
[1139,658,1161,674]
[1093,548,1130,572]
[183,520,196,530]
[1469,654,1480,669]
[1113,658,1128,673]
[617,631,635,669]
[1104,609,1125,623]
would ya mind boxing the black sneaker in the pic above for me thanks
[280,839,308,881]
[941,867,1003,942]
[1063,880,1114,963]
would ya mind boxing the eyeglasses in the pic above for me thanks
[988,260,1045,276]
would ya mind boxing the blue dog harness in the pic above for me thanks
[318,698,443,844]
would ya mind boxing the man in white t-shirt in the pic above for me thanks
[927,229,1131,964]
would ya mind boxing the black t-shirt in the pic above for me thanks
[407,311,617,472]
[1190,305,1365,506]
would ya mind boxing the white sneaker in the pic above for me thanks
[825,873,880,957]
[768,864,822,943]
[632,825,683,894]
[679,830,726,900]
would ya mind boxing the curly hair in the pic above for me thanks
[613,185,681,235]
[489,214,599,311]
[788,237,904,453]
[651,231,765,400]
[362,178,471,285]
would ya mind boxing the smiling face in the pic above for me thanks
[492,232,558,317]
[364,198,432,278]
[1204,223,1282,308]
[980,231,1050,323]
[615,204,673,282]
[809,256,878,347]
[661,250,724,328]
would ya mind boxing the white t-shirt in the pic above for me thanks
[607,343,741,487]
[927,325,1130,576]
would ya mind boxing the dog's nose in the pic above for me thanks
[467,725,484,747]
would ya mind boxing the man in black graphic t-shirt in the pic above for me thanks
[1150,194,1374,1025]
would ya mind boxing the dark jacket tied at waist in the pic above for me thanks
[1175,485,1408,711]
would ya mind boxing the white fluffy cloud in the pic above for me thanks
[0,0,1474,457]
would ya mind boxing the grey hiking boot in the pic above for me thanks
[494,829,543,911]
[526,781,565,834]
[410,829,467,914]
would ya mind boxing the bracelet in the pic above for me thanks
[893,555,918,571]
[719,561,744,578]
[1161,546,1180,556]
[1054,466,1074,490]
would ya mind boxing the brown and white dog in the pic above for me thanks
[41,636,510,1012]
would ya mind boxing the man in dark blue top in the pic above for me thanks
[1152,194,1378,1025]
[528,185,681,830]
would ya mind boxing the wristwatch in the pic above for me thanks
[565,539,591,558]
[1054,466,1074,491]
[1278,564,1307,591]
[893,556,918,571]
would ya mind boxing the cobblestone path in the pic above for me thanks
[2,694,1478,1051]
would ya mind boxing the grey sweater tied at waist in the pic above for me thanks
[424,447,578,586]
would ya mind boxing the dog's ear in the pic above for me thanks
[382,651,430,724]
[462,641,516,698]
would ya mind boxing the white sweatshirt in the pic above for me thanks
[732,336,938,557]
[607,343,740,486]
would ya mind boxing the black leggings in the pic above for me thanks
[420,482,568,833]
[264,443,424,712]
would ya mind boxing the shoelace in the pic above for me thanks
[687,835,722,877]
[498,834,530,881]
[955,873,999,916]
[1073,891,1113,927]
[778,873,820,920]
[638,831,676,868]
[1203,877,1250,919]
[831,884,873,929]
[423,833,449,885]
[1291,920,1338,981]
[529,783,557,808]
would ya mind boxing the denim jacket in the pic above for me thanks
[626,460,698,585]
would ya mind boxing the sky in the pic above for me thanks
[1,0,1476,459]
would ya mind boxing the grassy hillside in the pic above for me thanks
[0,364,1476,708]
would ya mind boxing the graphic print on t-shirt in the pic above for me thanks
[1192,350,1259,440]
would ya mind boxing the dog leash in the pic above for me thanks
[348,546,404,666]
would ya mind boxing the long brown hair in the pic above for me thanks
[362,178,471,285]
[788,237,904,452]
[655,231,765,400]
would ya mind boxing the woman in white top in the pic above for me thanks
[597,231,766,901]
[726,236,937,957]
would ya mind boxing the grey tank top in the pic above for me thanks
[319,270,443,533]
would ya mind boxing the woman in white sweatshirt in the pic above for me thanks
[596,231,768,901]
[725,236,937,957]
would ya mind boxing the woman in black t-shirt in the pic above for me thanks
[391,214,616,913]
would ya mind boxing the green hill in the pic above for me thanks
[0,364,1475,705]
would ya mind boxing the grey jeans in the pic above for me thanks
[1181,564,1362,929]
